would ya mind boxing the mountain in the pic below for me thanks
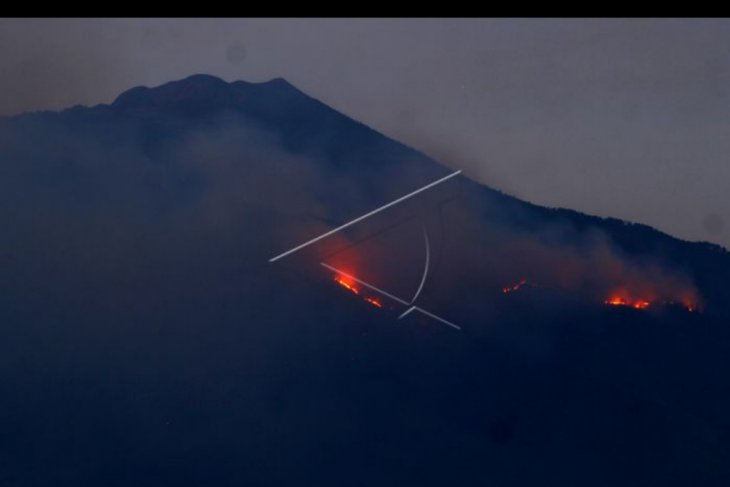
[1,74,729,486]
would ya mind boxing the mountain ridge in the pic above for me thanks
[4,73,728,313]
[10,73,727,256]
[106,74,730,258]
[1,73,730,486]
[0,73,730,253]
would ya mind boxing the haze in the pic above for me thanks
[1,18,728,248]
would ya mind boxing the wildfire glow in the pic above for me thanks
[604,296,651,310]
[603,292,698,312]
[502,279,528,294]
[332,273,384,310]
[499,275,699,313]
[334,275,359,295]
[365,297,383,308]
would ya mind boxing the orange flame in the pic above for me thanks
[332,273,384,310]
[604,290,698,312]
[334,275,359,295]
[499,275,698,313]
[502,279,528,294]
[365,297,383,308]
[604,294,651,310]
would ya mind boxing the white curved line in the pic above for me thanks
[409,226,430,304]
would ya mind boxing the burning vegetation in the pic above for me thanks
[365,297,383,308]
[334,275,360,295]
[501,279,699,313]
[333,273,384,309]
[603,288,697,312]
[604,295,651,310]
[502,279,528,294]
[501,278,548,294]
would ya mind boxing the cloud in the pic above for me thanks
[1,19,729,249]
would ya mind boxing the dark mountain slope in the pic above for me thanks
[1,74,729,486]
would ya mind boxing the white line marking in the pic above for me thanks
[398,306,417,319]
[320,262,410,306]
[413,306,461,331]
[409,226,430,304]
[269,170,461,262]
[321,262,461,331]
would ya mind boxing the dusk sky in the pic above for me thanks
[2,18,728,248]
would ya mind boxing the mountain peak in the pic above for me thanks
[111,74,300,115]
[178,73,227,85]
[263,77,295,88]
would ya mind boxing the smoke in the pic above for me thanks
[0,77,707,355]
[208,162,705,325]
[0,94,452,312]
[0,114,333,318]
[3,74,729,487]
[382,186,704,316]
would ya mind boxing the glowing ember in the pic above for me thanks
[605,297,625,306]
[502,279,528,294]
[365,297,383,308]
[604,295,651,310]
[334,275,359,295]
[332,274,384,309]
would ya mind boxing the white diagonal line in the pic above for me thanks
[321,262,461,331]
[320,262,409,305]
[398,306,417,319]
[413,306,461,331]
[269,170,461,262]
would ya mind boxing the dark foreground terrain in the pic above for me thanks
[1,75,729,486]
